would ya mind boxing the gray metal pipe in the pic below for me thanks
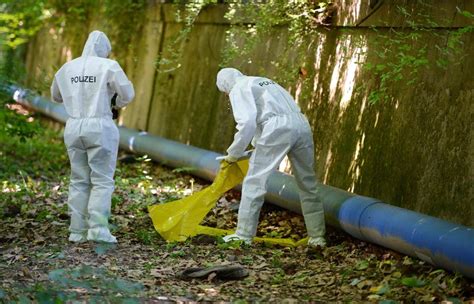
[7,84,474,279]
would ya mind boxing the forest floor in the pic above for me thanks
[0,109,473,303]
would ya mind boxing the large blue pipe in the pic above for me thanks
[6,84,474,279]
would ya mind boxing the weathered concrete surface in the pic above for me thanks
[120,3,164,131]
[22,2,473,226]
[296,26,473,226]
[335,0,474,27]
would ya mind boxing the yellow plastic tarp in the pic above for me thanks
[148,160,308,247]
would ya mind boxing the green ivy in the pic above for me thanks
[156,0,220,73]
[221,1,334,86]
[180,1,471,104]
[0,0,46,49]
[0,89,39,142]
[102,0,148,60]
[0,1,150,138]
[362,3,474,104]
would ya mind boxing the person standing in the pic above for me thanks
[51,31,134,243]
[216,68,326,247]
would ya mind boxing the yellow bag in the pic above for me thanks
[148,160,307,247]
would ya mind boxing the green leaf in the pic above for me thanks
[69,280,92,291]
[48,268,66,282]
[35,290,66,303]
[446,297,463,304]
[18,295,32,304]
[458,9,474,18]
[356,260,369,270]
[376,285,390,295]
[401,276,426,287]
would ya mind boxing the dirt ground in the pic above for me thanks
[1,121,473,303]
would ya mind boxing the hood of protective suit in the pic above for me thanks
[82,31,112,58]
[216,68,245,94]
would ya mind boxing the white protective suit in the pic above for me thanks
[51,31,135,243]
[216,68,326,246]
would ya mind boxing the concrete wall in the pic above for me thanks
[23,1,473,226]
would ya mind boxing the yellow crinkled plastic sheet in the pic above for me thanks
[148,159,308,247]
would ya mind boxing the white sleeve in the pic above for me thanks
[50,76,63,103]
[109,61,135,107]
[226,82,257,158]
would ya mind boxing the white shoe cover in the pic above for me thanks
[87,227,117,243]
[69,233,87,243]
[308,236,326,248]
[223,233,252,244]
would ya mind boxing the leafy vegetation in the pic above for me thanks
[0,0,46,49]
[0,0,148,69]
[221,0,334,82]
[361,4,474,104]
[0,99,38,142]
[3,0,472,105]
[171,1,473,104]
[164,1,335,82]
[156,0,222,73]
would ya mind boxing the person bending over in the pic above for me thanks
[216,67,326,247]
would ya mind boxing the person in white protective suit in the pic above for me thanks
[51,31,135,243]
[216,68,326,247]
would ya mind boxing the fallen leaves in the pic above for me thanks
[1,120,473,302]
